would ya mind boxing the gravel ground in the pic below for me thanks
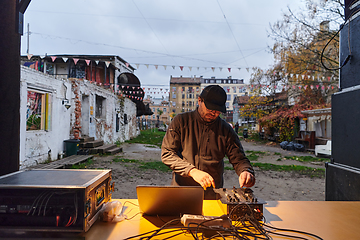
[88,140,326,201]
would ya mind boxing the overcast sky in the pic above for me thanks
[21,0,305,96]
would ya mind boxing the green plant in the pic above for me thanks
[113,157,139,163]
[68,159,94,169]
[284,156,328,163]
[139,161,171,172]
[126,129,166,147]
[245,151,266,161]
[26,114,41,130]
[251,162,325,178]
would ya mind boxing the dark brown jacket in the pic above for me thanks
[161,109,253,197]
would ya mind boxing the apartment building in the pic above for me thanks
[201,76,249,111]
[141,97,170,128]
[169,76,202,115]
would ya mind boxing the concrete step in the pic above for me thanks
[79,136,95,142]
[105,147,122,155]
[95,144,117,154]
[80,140,104,148]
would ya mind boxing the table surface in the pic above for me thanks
[82,200,360,240]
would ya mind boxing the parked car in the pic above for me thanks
[315,140,331,157]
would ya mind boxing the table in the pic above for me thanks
[82,200,360,240]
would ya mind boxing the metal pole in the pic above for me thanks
[27,23,29,54]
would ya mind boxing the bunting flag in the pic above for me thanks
[85,60,91,66]
[95,60,99,65]
[27,54,33,60]
[62,57,68,62]
[105,61,110,68]
[51,56,57,62]
[73,58,79,65]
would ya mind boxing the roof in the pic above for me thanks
[234,96,251,104]
[170,76,202,84]
[301,108,331,115]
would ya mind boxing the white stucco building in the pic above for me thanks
[20,55,148,169]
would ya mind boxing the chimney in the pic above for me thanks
[320,21,330,32]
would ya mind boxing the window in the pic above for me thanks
[182,94,185,99]
[216,80,221,84]
[46,63,54,75]
[172,93,176,99]
[96,95,106,118]
[172,87,176,92]
[172,102,176,107]
[27,90,52,131]
[163,108,166,112]
[227,95,231,101]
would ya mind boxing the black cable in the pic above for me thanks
[320,7,360,71]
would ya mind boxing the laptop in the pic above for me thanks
[136,185,204,216]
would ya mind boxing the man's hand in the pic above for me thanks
[239,171,255,188]
[189,168,215,190]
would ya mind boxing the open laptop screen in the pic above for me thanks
[136,185,204,216]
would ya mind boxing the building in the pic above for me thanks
[20,54,148,168]
[141,96,170,128]
[201,76,249,111]
[169,76,202,115]
[169,76,250,122]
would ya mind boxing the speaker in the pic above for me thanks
[339,11,360,89]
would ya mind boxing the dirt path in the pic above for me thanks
[89,140,326,201]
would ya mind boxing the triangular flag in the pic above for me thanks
[105,61,110,68]
[62,57,68,62]
[136,64,140,69]
[27,54,33,60]
[180,66,184,71]
[51,56,57,62]
[172,66,175,69]
[85,60,91,66]
[211,67,215,72]
[219,67,222,71]
[73,58,79,65]
[155,65,158,69]
[125,62,129,67]
[228,68,231,72]
[188,67,192,71]
[95,60,99,65]
[163,65,167,70]
[145,64,149,69]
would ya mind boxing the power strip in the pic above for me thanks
[181,214,232,228]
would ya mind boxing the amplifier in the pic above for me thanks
[0,169,113,232]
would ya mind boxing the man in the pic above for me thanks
[161,85,255,199]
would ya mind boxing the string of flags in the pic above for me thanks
[26,54,251,72]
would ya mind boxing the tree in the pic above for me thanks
[248,0,342,141]
[268,0,343,104]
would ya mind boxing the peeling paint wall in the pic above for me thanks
[20,66,140,169]
[20,66,72,169]
[71,79,138,143]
